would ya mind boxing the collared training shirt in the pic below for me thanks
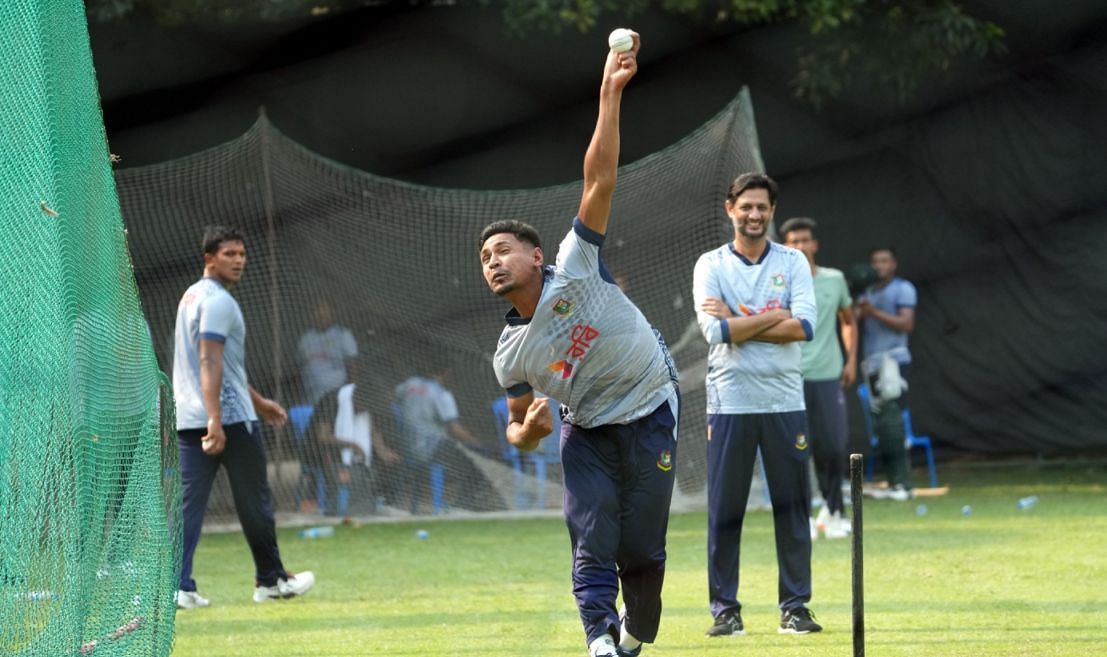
[801,266,852,381]
[859,277,916,367]
[492,219,677,429]
[173,277,257,430]
[692,241,816,414]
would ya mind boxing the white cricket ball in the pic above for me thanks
[415,529,429,540]
[608,28,634,54]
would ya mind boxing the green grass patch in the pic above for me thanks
[172,462,1107,656]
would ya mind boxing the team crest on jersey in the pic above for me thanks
[795,433,808,450]
[657,449,673,472]
[552,298,575,317]
[772,273,786,288]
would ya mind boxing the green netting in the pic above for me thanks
[0,1,180,656]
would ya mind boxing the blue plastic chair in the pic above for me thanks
[491,396,561,510]
[857,383,938,488]
[290,405,329,512]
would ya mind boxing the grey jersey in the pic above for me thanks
[692,241,817,414]
[492,219,677,429]
[394,376,459,460]
[859,277,916,371]
[172,278,257,430]
[298,324,358,403]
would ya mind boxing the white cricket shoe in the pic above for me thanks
[253,571,315,602]
[175,590,210,609]
[886,485,914,502]
[589,634,619,657]
[824,511,852,539]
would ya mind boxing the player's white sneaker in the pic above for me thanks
[253,571,315,602]
[824,511,851,539]
[175,590,210,609]
[589,634,619,657]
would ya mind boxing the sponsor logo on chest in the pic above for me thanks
[547,323,600,380]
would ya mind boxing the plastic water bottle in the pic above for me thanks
[299,526,335,539]
[1016,495,1039,510]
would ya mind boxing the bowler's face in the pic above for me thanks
[480,233,541,296]
[726,188,774,240]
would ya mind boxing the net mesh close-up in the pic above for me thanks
[0,1,181,656]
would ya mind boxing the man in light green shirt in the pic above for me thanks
[781,217,857,539]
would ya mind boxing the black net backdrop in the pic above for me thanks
[115,91,765,519]
[778,60,1107,456]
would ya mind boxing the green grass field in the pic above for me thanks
[171,462,1106,656]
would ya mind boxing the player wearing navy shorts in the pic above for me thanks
[479,32,679,657]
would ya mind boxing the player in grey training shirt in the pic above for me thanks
[856,246,917,498]
[695,173,823,637]
[479,33,678,657]
[172,226,314,609]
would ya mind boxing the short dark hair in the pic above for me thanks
[869,246,897,259]
[727,172,779,205]
[202,226,245,255]
[779,216,817,239]
[479,220,542,250]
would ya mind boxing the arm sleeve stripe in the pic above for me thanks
[505,382,533,398]
[572,217,606,247]
[800,319,814,341]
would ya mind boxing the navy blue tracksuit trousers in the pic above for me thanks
[178,421,287,591]
[561,395,679,647]
[707,411,812,618]
[803,379,849,515]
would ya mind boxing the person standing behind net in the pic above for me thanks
[780,217,858,539]
[393,364,482,514]
[856,247,916,500]
[309,381,401,519]
[479,32,680,657]
[694,173,822,637]
[172,226,315,608]
[297,299,358,404]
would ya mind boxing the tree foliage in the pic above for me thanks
[85,0,1005,108]
[85,0,397,24]
[487,0,1006,108]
